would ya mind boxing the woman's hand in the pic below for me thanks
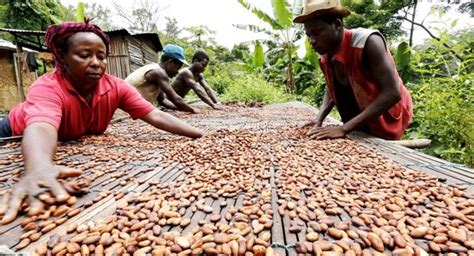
[0,165,82,224]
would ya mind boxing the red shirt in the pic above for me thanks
[9,71,154,140]
[319,28,413,140]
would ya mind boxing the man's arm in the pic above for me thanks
[341,34,401,133]
[1,123,81,224]
[156,92,179,110]
[141,109,204,138]
[182,73,217,109]
[145,70,197,113]
[305,90,335,134]
[310,35,401,140]
[314,90,335,127]
[197,74,219,104]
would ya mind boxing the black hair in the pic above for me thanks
[192,50,209,62]
[161,54,183,65]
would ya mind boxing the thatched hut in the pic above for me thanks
[0,28,162,111]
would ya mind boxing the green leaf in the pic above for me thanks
[49,14,62,24]
[291,0,303,17]
[272,0,292,28]
[253,41,265,68]
[237,0,283,30]
[450,19,458,28]
[233,24,272,35]
[234,24,281,39]
[396,41,411,69]
[76,2,85,22]
[304,39,318,67]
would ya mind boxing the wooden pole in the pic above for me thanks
[390,139,431,149]
[14,35,26,102]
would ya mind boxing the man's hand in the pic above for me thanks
[300,119,321,129]
[213,104,226,110]
[307,125,347,140]
[0,165,82,224]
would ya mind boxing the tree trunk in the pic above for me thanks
[286,44,295,94]
[409,0,418,47]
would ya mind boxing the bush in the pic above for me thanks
[406,77,473,166]
[403,29,473,166]
[221,73,291,105]
[205,64,235,95]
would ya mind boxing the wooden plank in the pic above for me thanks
[372,139,473,179]
[0,162,168,248]
[270,165,288,256]
[351,133,473,180]
[273,166,298,256]
[21,162,177,254]
[354,137,473,187]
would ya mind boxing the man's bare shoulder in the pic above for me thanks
[145,68,168,83]
[177,68,193,79]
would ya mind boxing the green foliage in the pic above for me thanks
[252,41,264,68]
[164,17,181,38]
[404,29,473,166]
[304,39,318,67]
[395,41,412,82]
[272,0,292,28]
[204,62,240,95]
[76,2,85,22]
[0,0,64,30]
[342,0,413,39]
[221,73,291,105]
[236,0,303,94]
[237,0,283,29]
[229,43,251,63]
[183,26,217,49]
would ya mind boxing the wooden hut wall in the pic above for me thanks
[0,50,35,111]
[107,35,131,79]
[127,37,158,73]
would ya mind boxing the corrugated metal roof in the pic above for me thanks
[0,39,36,52]
[105,28,162,52]
[0,27,162,52]
[0,28,45,35]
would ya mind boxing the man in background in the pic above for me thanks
[126,44,200,113]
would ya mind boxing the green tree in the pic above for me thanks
[164,17,181,38]
[342,0,415,40]
[184,25,217,49]
[404,23,473,166]
[0,0,64,30]
[229,43,251,63]
[236,0,304,94]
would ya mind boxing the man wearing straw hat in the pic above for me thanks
[296,0,413,140]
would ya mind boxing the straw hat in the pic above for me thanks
[293,0,351,23]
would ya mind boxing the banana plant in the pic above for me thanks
[395,41,412,82]
[252,40,265,69]
[235,0,303,94]
[76,2,85,22]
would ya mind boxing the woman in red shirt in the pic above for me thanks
[0,20,203,224]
